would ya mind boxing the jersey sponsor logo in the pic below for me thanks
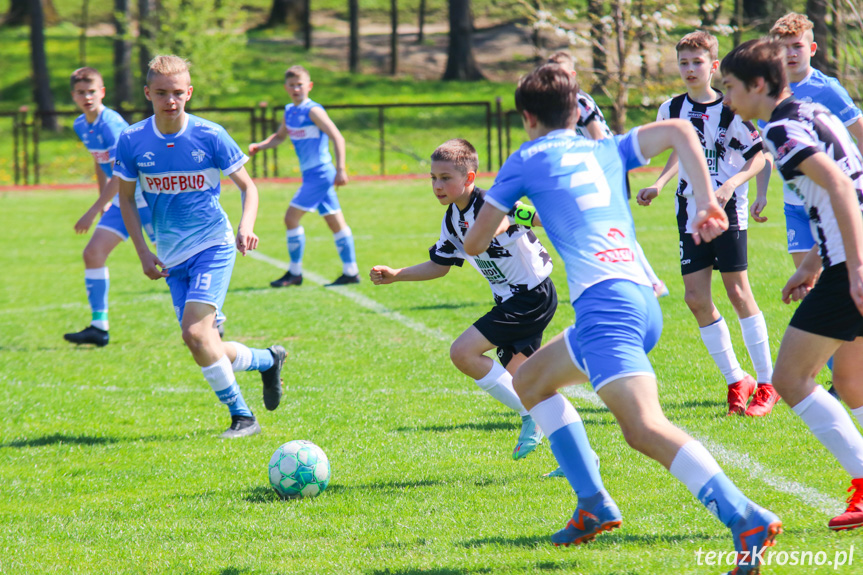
[89,149,111,163]
[475,258,506,284]
[192,149,206,163]
[142,173,208,193]
[704,149,718,175]
[607,228,626,240]
[594,248,634,263]
[688,111,709,121]
[775,138,798,160]
[124,125,144,134]
[288,125,321,140]
[143,151,155,160]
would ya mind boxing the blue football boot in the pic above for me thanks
[727,502,782,574]
[551,494,622,547]
[512,414,544,460]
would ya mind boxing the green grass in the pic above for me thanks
[0,171,859,574]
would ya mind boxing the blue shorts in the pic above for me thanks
[565,279,662,392]
[784,202,815,253]
[290,164,341,215]
[97,204,155,242]
[165,244,236,324]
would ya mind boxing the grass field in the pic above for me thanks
[0,171,859,574]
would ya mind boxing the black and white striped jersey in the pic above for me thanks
[577,91,614,139]
[429,188,553,304]
[763,98,863,268]
[658,93,763,232]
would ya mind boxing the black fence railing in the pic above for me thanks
[6,101,498,186]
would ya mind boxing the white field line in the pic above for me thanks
[248,251,450,343]
[252,251,847,516]
[561,385,845,516]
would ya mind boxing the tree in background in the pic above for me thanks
[138,0,155,113]
[443,0,484,80]
[807,0,836,75]
[4,0,58,27]
[113,0,135,113]
[29,0,57,130]
[350,0,360,73]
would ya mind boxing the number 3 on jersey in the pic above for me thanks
[562,152,612,211]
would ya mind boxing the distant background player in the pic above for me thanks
[371,138,556,460]
[64,67,155,347]
[250,65,359,287]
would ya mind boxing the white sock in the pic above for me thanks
[739,312,773,383]
[792,386,863,477]
[475,362,528,416]
[699,317,746,384]
[528,393,581,437]
[201,355,236,394]
[851,405,863,428]
[230,342,252,372]
[669,440,722,497]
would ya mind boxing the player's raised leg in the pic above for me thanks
[772,328,863,531]
[684,267,755,414]
[224,340,286,411]
[271,206,307,287]
[323,211,360,285]
[451,326,542,460]
[65,227,123,346]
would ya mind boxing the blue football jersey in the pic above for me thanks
[284,99,333,172]
[73,107,146,207]
[113,114,248,268]
[485,128,650,302]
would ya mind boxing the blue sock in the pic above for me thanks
[827,356,834,373]
[697,472,749,527]
[287,227,305,271]
[229,342,274,372]
[549,422,606,500]
[84,267,109,330]
[334,228,358,275]
[202,356,253,418]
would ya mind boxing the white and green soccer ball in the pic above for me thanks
[268,440,331,499]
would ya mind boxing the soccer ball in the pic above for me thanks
[268,440,331,499]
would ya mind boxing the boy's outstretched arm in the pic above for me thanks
[370,261,450,284]
[464,204,507,256]
[751,152,774,223]
[714,150,766,206]
[228,166,259,255]
[118,179,166,280]
[636,119,728,243]
[636,152,679,206]
[310,107,349,186]
[249,123,288,156]
[75,175,119,234]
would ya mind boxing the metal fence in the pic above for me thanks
[6,101,498,186]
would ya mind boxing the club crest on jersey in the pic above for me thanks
[192,149,206,163]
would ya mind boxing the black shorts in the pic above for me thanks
[680,228,748,275]
[789,263,863,341]
[473,277,558,367]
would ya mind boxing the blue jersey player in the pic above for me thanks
[464,65,781,573]
[115,55,286,439]
[64,67,155,347]
[250,65,359,287]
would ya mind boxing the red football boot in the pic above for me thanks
[726,374,756,416]
[828,478,863,531]
[744,383,780,417]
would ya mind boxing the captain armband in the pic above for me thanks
[512,205,537,227]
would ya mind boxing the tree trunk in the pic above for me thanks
[588,0,607,96]
[79,0,90,64]
[442,0,484,80]
[303,0,311,49]
[807,0,836,75]
[732,0,743,46]
[113,0,134,113]
[417,0,426,43]
[699,0,724,27]
[29,0,57,130]
[390,0,399,75]
[349,0,359,73]
[742,0,768,23]
[138,0,155,113]
[265,0,305,28]
[611,0,627,133]
[7,0,59,26]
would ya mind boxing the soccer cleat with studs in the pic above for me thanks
[726,374,756,416]
[551,496,622,547]
[261,345,286,411]
[64,325,109,347]
[727,502,782,574]
[325,273,360,286]
[828,478,863,532]
[512,414,543,460]
[744,384,780,417]
[219,415,261,439]
[270,271,303,287]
